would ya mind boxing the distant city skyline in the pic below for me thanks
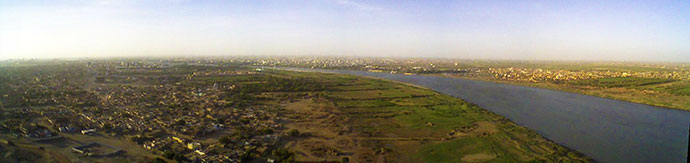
[1,0,689,62]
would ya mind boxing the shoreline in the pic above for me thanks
[277,66,690,112]
[429,73,690,112]
[277,68,593,162]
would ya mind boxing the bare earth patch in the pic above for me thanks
[472,121,498,136]
[280,99,376,162]
[461,152,496,162]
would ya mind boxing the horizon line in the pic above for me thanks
[2,55,689,64]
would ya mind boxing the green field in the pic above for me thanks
[568,77,675,88]
[467,75,690,111]
[650,81,690,96]
[273,70,589,162]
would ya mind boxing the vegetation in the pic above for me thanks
[272,148,296,163]
[568,77,675,88]
[249,56,690,112]
[0,64,96,107]
[0,59,591,162]
[163,151,188,162]
[287,129,300,137]
[274,71,589,162]
[486,77,690,111]
[655,82,690,96]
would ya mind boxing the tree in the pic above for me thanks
[174,119,186,126]
[150,158,167,163]
[240,148,257,162]
[219,135,233,145]
[260,128,273,135]
[163,151,188,162]
[341,157,350,163]
[287,129,300,137]
[272,148,295,163]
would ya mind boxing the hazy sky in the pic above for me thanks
[1,0,689,61]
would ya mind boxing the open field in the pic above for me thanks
[268,70,589,162]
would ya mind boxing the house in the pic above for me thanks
[195,150,206,156]
[172,136,184,144]
[81,129,96,135]
[188,142,201,150]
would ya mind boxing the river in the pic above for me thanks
[281,67,690,163]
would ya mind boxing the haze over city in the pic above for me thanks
[5,1,690,163]
[1,0,689,61]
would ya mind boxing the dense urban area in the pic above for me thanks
[0,57,592,162]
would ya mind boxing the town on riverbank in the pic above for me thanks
[0,58,590,162]
[243,56,690,111]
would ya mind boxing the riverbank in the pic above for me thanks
[436,74,690,112]
[274,68,590,162]
[283,67,690,162]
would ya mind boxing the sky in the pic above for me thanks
[1,0,689,62]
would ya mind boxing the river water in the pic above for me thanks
[283,67,690,163]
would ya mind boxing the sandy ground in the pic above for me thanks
[279,99,381,163]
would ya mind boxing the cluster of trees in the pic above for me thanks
[163,150,188,162]
[272,148,295,163]
[221,76,326,107]
[238,77,326,93]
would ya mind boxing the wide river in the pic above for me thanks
[282,67,690,163]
